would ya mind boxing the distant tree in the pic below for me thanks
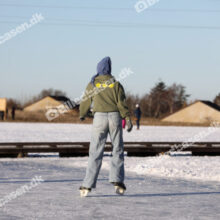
[148,81,168,118]
[38,89,66,99]
[214,93,220,106]
[166,84,190,114]
[126,93,140,116]
[7,98,22,109]
[133,80,190,118]
[140,94,151,117]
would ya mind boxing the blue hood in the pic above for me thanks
[91,57,112,86]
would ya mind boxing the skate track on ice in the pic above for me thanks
[0,158,220,220]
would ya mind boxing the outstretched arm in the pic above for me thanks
[116,83,130,119]
[79,83,93,118]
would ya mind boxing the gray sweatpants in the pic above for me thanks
[82,112,124,188]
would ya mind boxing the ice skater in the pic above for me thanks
[79,56,133,197]
[134,104,142,130]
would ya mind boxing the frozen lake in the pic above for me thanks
[0,122,220,142]
[0,157,220,220]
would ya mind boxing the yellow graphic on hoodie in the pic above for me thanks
[95,83,115,88]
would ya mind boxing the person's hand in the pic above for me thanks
[80,117,85,121]
[126,117,133,132]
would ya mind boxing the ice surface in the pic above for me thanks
[1,123,220,219]
[0,122,220,142]
[0,157,220,220]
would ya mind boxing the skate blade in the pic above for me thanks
[115,186,125,195]
[80,189,89,197]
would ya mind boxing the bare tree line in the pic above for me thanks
[214,93,220,106]
[4,82,220,119]
[127,80,190,118]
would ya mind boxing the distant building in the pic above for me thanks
[162,100,220,124]
[23,96,78,113]
[0,98,7,120]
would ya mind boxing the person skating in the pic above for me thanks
[134,104,141,130]
[11,106,16,120]
[79,56,133,197]
[0,111,4,120]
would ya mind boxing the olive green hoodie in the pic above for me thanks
[79,75,130,119]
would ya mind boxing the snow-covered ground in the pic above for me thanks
[124,156,220,182]
[1,157,220,220]
[1,123,220,219]
[63,156,220,183]
[0,122,220,142]
[0,122,220,182]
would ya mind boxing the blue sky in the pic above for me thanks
[0,0,220,102]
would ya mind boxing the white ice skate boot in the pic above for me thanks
[112,182,126,195]
[79,186,91,197]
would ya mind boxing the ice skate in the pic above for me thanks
[111,182,126,195]
[79,186,91,197]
